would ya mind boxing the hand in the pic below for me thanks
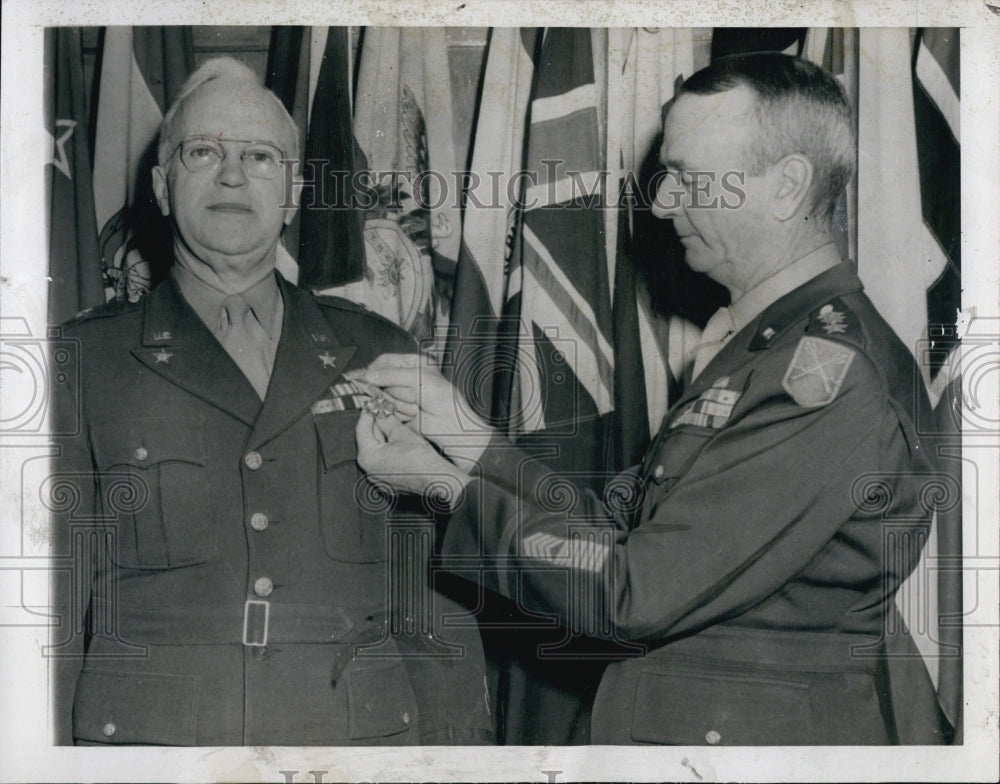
[347,353,494,469]
[355,411,471,505]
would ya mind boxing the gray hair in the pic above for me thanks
[680,53,856,224]
[157,56,300,166]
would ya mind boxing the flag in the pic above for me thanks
[46,27,105,326]
[319,27,461,349]
[504,27,615,458]
[92,26,193,304]
[855,28,953,377]
[606,27,701,456]
[445,28,538,421]
[289,27,367,291]
[915,28,961,385]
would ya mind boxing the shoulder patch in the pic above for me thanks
[782,336,856,407]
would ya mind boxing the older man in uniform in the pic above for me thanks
[49,57,492,746]
[354,53,950,745]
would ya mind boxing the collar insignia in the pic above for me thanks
[816,304,848,335]
[153,349,174,364]
[318,351,338,368]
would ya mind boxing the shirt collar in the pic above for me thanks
[728,243,843,337]
[172,262,283,340]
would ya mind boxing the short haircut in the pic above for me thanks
[157,56,300,166]
[680,52,856,223]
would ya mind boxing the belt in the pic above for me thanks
[89,599,388,647]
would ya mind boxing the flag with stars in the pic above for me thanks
[45,28,105,326]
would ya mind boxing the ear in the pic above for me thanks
[771,153,814,222]
[282,175,302,226]
[151,165,171,217]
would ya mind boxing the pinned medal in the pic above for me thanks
[353,378,398,418]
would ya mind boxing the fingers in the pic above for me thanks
[354,411,385,453]
[374,413,417,442]
[359,366,422,393]
[364,353,422,372]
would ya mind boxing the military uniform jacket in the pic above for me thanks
[51,275,492,746]
[442,263,947,745]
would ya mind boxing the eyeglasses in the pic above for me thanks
[169,137,287,180]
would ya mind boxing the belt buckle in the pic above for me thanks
[242,599,270,646]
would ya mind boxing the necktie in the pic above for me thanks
[216,295,272,399]
[691,306,736,381]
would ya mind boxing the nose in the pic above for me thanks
[215,149,249,187]
[651,172,685,220]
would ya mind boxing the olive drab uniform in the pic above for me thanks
[441,263,951,745]
[50,275,493,746]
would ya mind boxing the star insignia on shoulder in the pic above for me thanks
[153,349,174,364]
[318,351,338,368]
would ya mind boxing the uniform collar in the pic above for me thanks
[171,262,282,340]
[728,243,842,337]
[747,260,865,350]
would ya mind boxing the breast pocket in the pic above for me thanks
[314,413,390,563]
[90,417,214,569]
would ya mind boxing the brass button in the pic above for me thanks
[402,711,410,725]
[244,451,263,470]
[653,464,665,479]
[253,645,271,661]
[102,722,116,737]
[705,729,721,745]
[134,447,148,461]
[253,577,274,597]
[250,513,269,531]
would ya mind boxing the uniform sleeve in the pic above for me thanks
[48,330,95,745]
[441,350,904,643]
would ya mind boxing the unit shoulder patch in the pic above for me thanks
[782,336,856,407]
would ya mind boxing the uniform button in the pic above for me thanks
[705,729,721,745]
[244,451,263,470]
[253,645,271,661]
[253,577,274,597]
[402,711,410,725]
[250,512,269,531]
[653,464,665,479]
[102,722,116,737]
[134,447,148,461]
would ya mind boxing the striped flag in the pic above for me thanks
[91,26,193,304]
[445,28,538,421]
[46,27,105,325]
[504,27,614,455]
[319,28,461,349]
[915,28,961,390]
[855,28,954,380]
[914,28,962,742]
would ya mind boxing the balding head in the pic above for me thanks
[157,56,299,167]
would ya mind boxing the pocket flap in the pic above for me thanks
[314,411,359,471]
[91,417,206,469]
[346,658,416,740]
[631,666,812,745]
[73,669,199,745]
